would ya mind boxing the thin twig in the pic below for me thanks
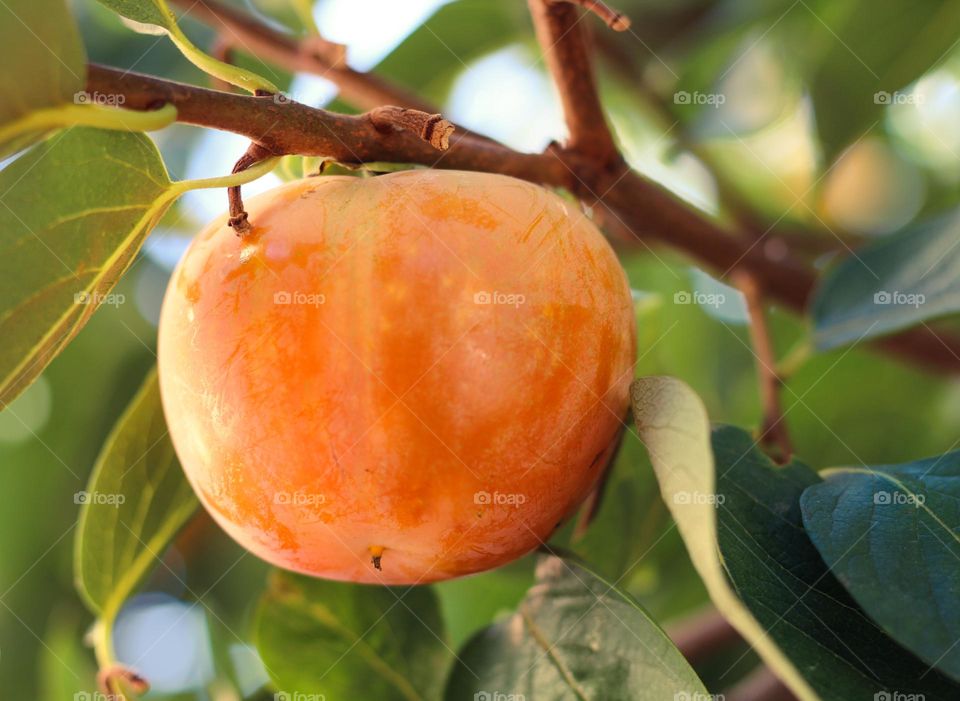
[554,0,631,31]
[736,271,793,463]
[84,64,960,375]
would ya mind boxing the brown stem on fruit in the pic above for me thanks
[528,0,624,166]
[369,546,384,571]
[228,142,275,236]
[726,667,798,701]
[97,665,149,698]
[84,64,960,375]
[369,106,455,151]
[735,271,793,464]
[552,0,631,31]
[667,608,742,664]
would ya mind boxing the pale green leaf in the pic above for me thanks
[0,128,175,407]
[74,367,198,617]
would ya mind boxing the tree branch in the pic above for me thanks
[169,0,435,113]
[527,0,624,165]
[736,272,793,463]
[84,64,960,375]
[667,608,742,664]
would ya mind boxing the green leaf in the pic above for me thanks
[0,128,175,407]
[812,210,960,349]
[373,0,525,105]
[95,0,276,92]
[96,0,171,29]
[801,452,960,681]
[0,0,86,156]
[74,367,198,617]
[255,570,449,701]
[445,555,708,701]
[632,376,960,700]
[805,0,960,159]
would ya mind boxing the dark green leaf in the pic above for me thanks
[801,452,960,680]
[0,128,174,407]
[812,210,960,349]
[445,555,708,701]
[74,367,198,617]
[255,570,449,701]
[632,376,960,700]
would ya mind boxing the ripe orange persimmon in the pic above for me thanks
[158,170,636,584]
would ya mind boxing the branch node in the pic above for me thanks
[97,664,149,697]
[369,106,455,151]
[550,0,631,31]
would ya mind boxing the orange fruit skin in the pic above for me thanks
[158,170,636,584]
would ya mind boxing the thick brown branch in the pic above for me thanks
[528,0,623,165]
[736,272,793,463]
[84,64,960,375]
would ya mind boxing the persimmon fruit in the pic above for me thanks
[158,170,636,584]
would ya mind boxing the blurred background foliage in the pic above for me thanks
[4,0,960,697]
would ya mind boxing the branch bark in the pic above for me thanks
[527,0,623,165]
[736,272,793,463]
[85,64,960,374]
[169,0,435,113]
[667,608,742,664]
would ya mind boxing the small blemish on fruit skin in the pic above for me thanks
[369,545,385,570]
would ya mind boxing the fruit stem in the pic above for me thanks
[227,142,276,236]
[368,545,385,571]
